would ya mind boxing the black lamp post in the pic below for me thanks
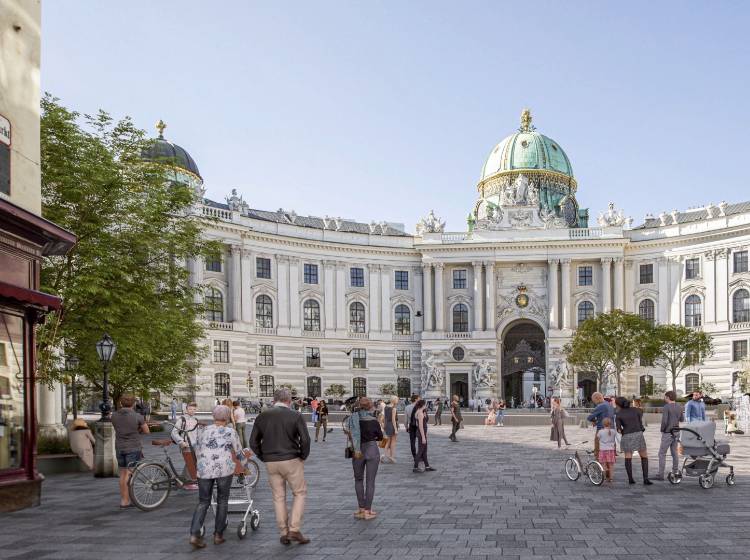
[65,355,80,420]
[95,333,116,422]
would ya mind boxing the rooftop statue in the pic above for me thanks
[416,209,446,235]
[597,202,626,227]
[226,188,247,212]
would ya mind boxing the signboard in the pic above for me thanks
[0,114,10,146]
[0,114,9,196]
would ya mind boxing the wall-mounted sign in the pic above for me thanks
[0,114,10,146]
[0,113,10,196]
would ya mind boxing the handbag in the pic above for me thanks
[378,436,389,448]
[344,428,355,459]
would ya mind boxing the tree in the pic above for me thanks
[324,384,347,400]
[647,324,713,393]
[379,383,396,398]
[564,310,652,395]
[37,95,219,406]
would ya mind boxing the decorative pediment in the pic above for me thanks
[728,276,750,291]
[681,284,706,298]
[390,293,415,306]
[252,284,278,297]
[298,287,323,300]
[345,292,369,305]
[447,293,472,305]
[572,289,598,304]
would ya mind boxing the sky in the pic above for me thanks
[42,1,750,233]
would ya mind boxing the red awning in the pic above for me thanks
[0,280,61,311]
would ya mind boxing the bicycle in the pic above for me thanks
[564,442,604,486]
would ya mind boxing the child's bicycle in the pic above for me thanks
[564,442,604,486]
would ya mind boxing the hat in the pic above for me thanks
[71,418,88,430]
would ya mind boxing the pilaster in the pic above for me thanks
[472,261,484,331]
[380,265,392,334]
[485,261,496,333]
[368,264,381,332]
[434,263,445,332]
[230,245,242,322]
[240,248,253,323]
[422,264,433,332]
[548,259,559,329]
[600,257,612,313]
[560,259,571,329]
[613,257,624,310]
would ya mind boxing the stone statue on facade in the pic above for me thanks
[597,202,626,227]
[420,353,444,395]
[473,360,495,389]
[226,188,246,212]
[415,210,446,235]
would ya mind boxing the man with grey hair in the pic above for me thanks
[249,387,311,545]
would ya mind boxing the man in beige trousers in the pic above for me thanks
[249,387,311,545]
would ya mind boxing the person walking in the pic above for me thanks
[433,398,443,426]
[615,397,652,485]
[233,401,247,447]
[171,401,200,491]
[685,391,706,423]
[449,394,463,442]
[68,418,95,470]
[348,397,383,520]
[404,395,418,459]
[382,396,399,463]
[654,390,684,481]
[189,405,248,549]
[315,401,329,442]
[550,397,571,448]
[170,398,178,423]
[111,395,150,508]
[412,399,435,473]
[249,388,311,545]
[310,397,319,425]
[496,399,506,427]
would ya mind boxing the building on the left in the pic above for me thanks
[0,0,76,511]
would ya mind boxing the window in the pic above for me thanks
[305,347,320,368]
[205,288,224,322]
[452,347,465,361]
[639,375,654,397]
[732,340,748,362]
[350,267,365,287]
[256,257,271,279]
[205,254,222,272]
[0,342,7,367]
[639,354,653,367]
[258,344,274,366]
[304,263,318,284]
[685,373,700,394]
[452,303,469,332]
[394,304,411,334]
[638,299,655,325]
[685,258,700,280]
[214,373,230,397]
[734,251,748,273]
[639,263,654,284]
[259,374,274,397]
[349,302,366,333]
[352,348,367,369]
[303,300,321,331]
[577,301,595,324]
[397,377,411,398]
[213,340,229,363]
[307,376,321,398]
[353,377,367,397]
[578,266,592,286]
[685,295,702,327]
[256,295,273,328]
[733,289,750,323]
[396,350,411,370]
[394,270,409,290]
[453,269,467,289]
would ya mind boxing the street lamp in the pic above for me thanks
[65,355,80,420]
[95,333,116,422]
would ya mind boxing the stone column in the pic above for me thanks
[561,259,571,329]
[37,382,65,438]
[704,250,716,323]
[485,261,496,332]
[335,262,347,333]
[368,264,381,332]
[414,266,423,333]
[472,262,484,331]
[600,257,612,313]
[613,257,624,310]
[277,256,290,329]
[657,257,669,324]
[289,257,300,329]
[241,248,253,324]
[422,264,433,332]
[548,259,559,329]
[230,245,242,322]
[624,260,634,313]
[716,249,729,323]
[435,263,445,332]
[381,266,392,334]
[324,260,335,335]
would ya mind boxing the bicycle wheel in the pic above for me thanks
[129,462,172,511]
[564,458,580,481]
[586,461,604,486]
[244,459,261,488]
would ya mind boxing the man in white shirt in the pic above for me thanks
[404,395,418,460]
[171,402,199,490]
[233,400,247,447]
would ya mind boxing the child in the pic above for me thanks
[726,412,744,436]
[485,407,497,426]
[597,417,617,482]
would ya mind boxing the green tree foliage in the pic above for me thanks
[379,383,396,398]
[324,383,347,400]
[646,323,714,393]
[37,95,218,406]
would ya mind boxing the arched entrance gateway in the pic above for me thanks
[501,320,546,406]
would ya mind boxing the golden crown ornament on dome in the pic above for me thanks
[155,119,167,139]
[519,108,535,132]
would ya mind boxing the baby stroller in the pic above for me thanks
[668,421,735,489]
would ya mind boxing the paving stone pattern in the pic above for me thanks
[2,422,750,560]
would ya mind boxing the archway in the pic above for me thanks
[501,320,546,407]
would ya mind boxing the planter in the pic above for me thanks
[37,454,90,476]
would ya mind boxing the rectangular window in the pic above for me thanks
[0,142,9,196]
[350,267,365,287]
[394,270,409,290]
[685,258,700,280]
[256,257,271,279]
[578,266,592,286]
[733,340,748,362]
[258,344,274,366]
[305,347,320,368]
[396,349,411,370]
[205,255,222,272]
[352,348,367,369]
[304,263,318,284]
[639,263,654,284]
[453,269,467,289]
[213,340,229,363]
[734,251,748,274]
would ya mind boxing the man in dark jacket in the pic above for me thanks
[249,387,311,545]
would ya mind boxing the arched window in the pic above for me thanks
[639,374,654,397]
[205,288,224,322]
[685,295,702,327]
[733,289,750,323]
[352,377,367,397]
[256,295,273,328]
[397,377,411,398]
[452,303,469,332]
[303,299,321,331]
[306,376,321,398]
[638,299,655,325]
[394,304,411,335]
[577,301,594,325]
[214,372,230,397]
[349,302,366,333]
[685,372,700,394]
[259,375,274,397]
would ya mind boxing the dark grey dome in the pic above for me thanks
[142,125,201,179]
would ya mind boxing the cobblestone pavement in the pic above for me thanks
[3,423,750,560]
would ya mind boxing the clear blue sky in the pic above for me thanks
[42,1,750,232]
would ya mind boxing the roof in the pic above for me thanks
[633,201,750,229]
[141,137,201,179]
